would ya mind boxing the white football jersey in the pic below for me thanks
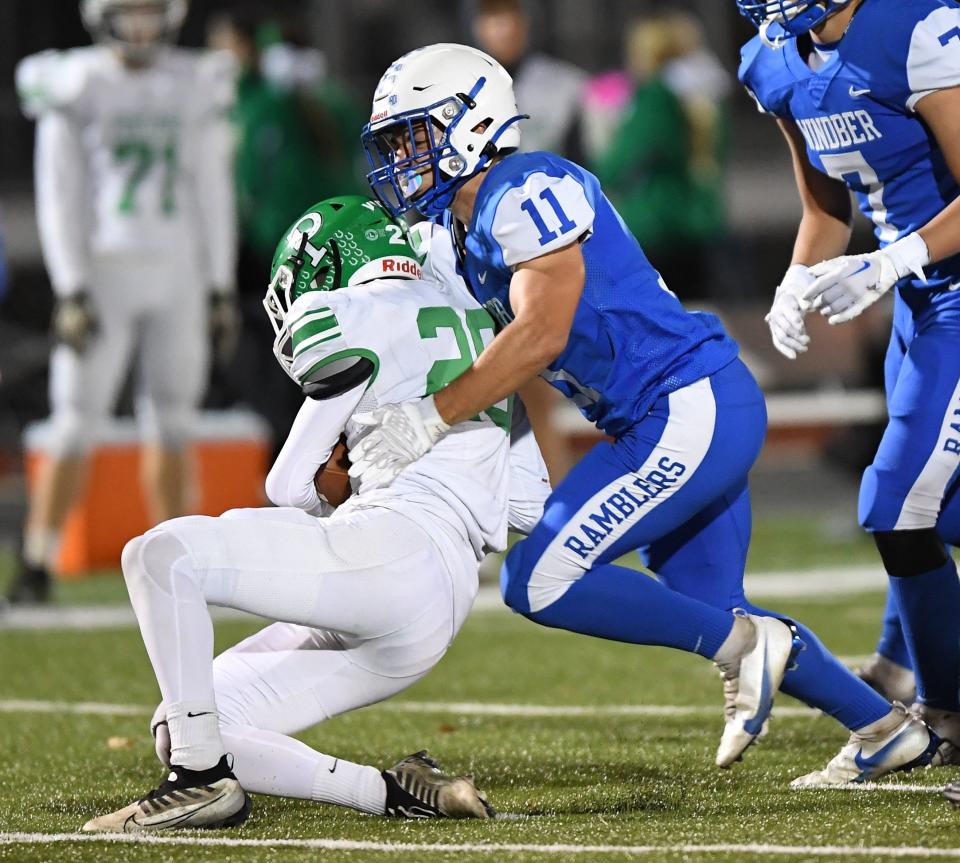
[285,273,512,558]
[17,46,236,294]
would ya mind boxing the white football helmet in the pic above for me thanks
[361,43,526,218]
[81,0,187,62]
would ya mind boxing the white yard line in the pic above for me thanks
[0,567,886,632]
[0,834,957,857]
[0,696,819,719]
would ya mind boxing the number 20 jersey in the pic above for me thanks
[739,0,960,320]
[285,271,511,559]
[448,151,739,439]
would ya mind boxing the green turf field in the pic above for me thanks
[1,571,958,863]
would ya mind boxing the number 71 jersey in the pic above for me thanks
[451,151,739,439]
[739,0,960,312]
[16,45,233,260]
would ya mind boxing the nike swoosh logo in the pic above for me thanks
[477,271,487,284]
[742,643,772,736]
[187,711,213,718]
[412,85,434,92]
[854,731,907,776]
[329,759,338,773]
[850,261,872,276]
[849,86,871,98]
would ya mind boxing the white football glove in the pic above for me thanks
[348,395,450,490]
[766,264,814,360]
[803,233,929,325]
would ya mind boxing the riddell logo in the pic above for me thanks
[382,258,422,277]
[370,110,389,123]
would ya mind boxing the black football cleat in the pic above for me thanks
[382,751,495,819]
[82,755,251,833]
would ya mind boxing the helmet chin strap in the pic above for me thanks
[759,17,788,49]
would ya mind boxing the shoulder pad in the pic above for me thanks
[195,49,238,114]
[16,49,96,118]
[163,48,236,114]
[904,1,960,109]
[487,167,596,268]
[738,33,796,118]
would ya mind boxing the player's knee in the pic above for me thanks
[502,540,585,615]
[47,408,100,458]
[124,527,193,595]
[137,396,193,449]
[873,529,949,577]
[501,542,533,612]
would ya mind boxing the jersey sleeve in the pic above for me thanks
[489,171,596,268]
[34,112,92,295]
[905,4,960,111]
[15,50,88,119]
[738,33,795,119]
[191,51,238,291]
[286,292,379,396]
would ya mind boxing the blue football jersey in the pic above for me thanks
[739,0,960,318]
[446,151,739,438]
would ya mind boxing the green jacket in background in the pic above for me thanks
[593,78,728,254]
[234,69,365,262]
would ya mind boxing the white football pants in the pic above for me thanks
[122,504,478,813]
[48,254,207,456]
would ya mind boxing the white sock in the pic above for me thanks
[713,613,757,669]
[123,531,224,770]
[222,724,387,814]
[167,701,225,771]
[855,705,905,739]
[23,527,60,569]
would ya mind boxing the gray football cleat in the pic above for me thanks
[909,703,960,766]
[382,751,495,819]
[81,755,251,833]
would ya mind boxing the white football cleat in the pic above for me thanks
[716,613,803,768]
[81,756,251,833]
[791,705,938,787]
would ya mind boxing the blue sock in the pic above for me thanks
[890,557,960,711]
[741,602,889,730]
[876,586,912,669]
[526,563,735,658]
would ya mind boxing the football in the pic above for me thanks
[314,434,352,506]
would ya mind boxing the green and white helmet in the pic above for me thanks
[264,195,422,380]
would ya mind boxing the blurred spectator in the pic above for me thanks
[207,8,365,456]
[208,9,365,268]
[580,70,634,165]
[471,0,586,159]
[7,0,238,603]
[0,212,7,307]
[593,12,731,301]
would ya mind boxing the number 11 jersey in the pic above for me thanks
[448,150,739,439]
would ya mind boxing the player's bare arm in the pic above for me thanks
[778,118,853,266]
[432,241,584,427]
[914,87,960,264]
[764,119,853,358]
